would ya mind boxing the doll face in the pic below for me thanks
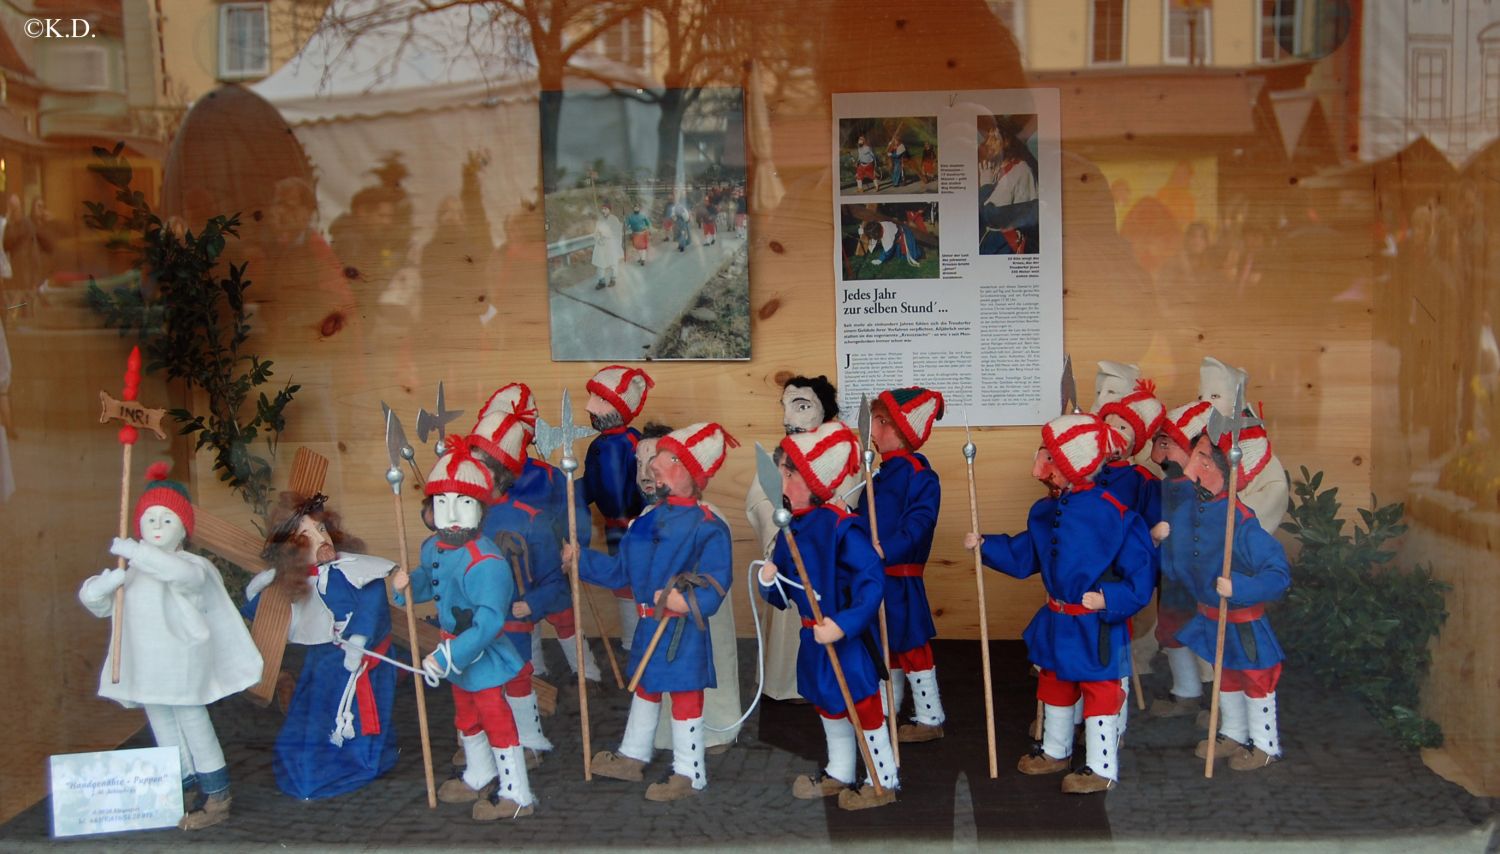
[781,384,824,434]
[139,506,187,551]
[1102,413,1134,461]
[869,403,904,454]
[1150,432,1191,470]
[635,437,660,498]
[1184,435,1226,496]
[650,448,698,499]
[780,457,814,511]
[1198,362,1239,417]
[1092,376,1133,413]
[432,492,484,531]
[1031,447,1071,497]
[298,515,336,565]
[586,393,624,431]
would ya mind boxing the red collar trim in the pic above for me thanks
[665,496,699,507]
[791,505,817,517]
[306,564,319,577]
[602,426,631,436]
[434,538,471,551]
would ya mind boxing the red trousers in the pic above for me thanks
[816,692,885,730]
[452,683,519,748]
[1036,669,1126,718]
[634,687,705,720]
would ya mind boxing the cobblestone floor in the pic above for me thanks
[2,639,1494,851]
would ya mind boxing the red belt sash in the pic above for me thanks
[1047,598,1093,616]
[801,617,817,629]
[884,563,924,577]
[604,518,631,529]
[1197,603,1265,623]
[502,620,532,634]
[354,636,392,736]
[637,603,687,620]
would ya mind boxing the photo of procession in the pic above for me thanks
[839,202,940,280]
[543,86,749,360]
[977,113,1040,255]
[838,116,939,195]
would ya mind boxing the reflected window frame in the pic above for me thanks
[219,1,272,82]
[1163,0,1212,66]
[1090,0,1128,67]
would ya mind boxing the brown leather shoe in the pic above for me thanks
[1017,747,1070,775]
[792,771,847,800]
[644,773,700,802]
[591,750,646,782]
[897,722,944,743]
[438,776,489,804]
[1061,768,1115,794]
[1194,734,1247,762]
[1229,745,1280,771]
[836,783,896,811]
[1149,694,1203,718]
[471,795,534,821]
[178,793,231,830]
[452,746,466,767]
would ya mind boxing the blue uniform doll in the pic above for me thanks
[583,365,654,649]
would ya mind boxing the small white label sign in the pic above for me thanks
[49,747,183,837]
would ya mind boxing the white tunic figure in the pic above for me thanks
[77,463,262,830]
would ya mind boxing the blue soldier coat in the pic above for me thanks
[512,455,592,548]
[1160,492,1290,671]
[978,484,1156,682]
[399,535,524,692]
[758,505,885,714]
[576,497,731,693]
[1095,459,1162,527]
[852,450,940,654]
[583,427,645,523]
[481,494,574,664]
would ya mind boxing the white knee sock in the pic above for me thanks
[1247,692,1281,757]
[173,705,226,778]
[906,668,946,726]
[672,716,708,790]
[1166,646,1205,699]
[505,692,553,752]
[530,630,549,676]
[616,599,639,652]
[619,693,661,763]
[822,715,857,784]
[1072,698,1084,726]
[460,731,498,790]
[889,669,907,719]
[1084,714,1121,782]
[1041,702,1075,760]
[1217,690,1249,745]
[492,745,535,807]
[558,634,601,682]
[861,724,898,791]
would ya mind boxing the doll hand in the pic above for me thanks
[343,635,368,673]
[245,569,276,600]
[391,568,410,591]
[97,567,127,593]
[109,537,142,562]
[963,532,982,551]
[511,601,532,619]
[758,561,779,585]
[421,652,445,682]
[560,543,577,566]
[1215,577,1233,599]
[811,617,845,645]
[1150,522,1171,546]
[658,588,689,614]
[1081,591,1106,611]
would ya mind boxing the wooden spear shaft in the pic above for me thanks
[108,442,132,683]
[963,453,998,779]
[862,455,901,769]
[391,492,437,808]
[563,469,593,781]
[626,609,673,694]
[582,583,625,689]
[784,525,885,797]
[1204,463,1242,778]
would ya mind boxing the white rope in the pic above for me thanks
[706,559,769,733]
[329,631,444,688]
[329,665,363,747]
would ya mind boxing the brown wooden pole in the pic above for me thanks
[564,471,592,781]
[784,525,885,797]
[862,457,901,768]
[1204,464,1242,778]
[964,456,998,779]
[626,611,673,694]
[108,442,132,684]
[391,492,438,808]
[582,583,625,690]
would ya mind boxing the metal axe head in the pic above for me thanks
[533,390,597,467]
[754,442,791,529]
[416,382,463,451]
[1205,376,1262,453]
[382,404,411,493]
[1060,353,1079,417]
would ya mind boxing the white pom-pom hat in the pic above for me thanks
[780,421,861,503]
[587,365,655,424]
[468,407,531,477]
[424,435,495,502]
[1162,400,1214,452]
[476,382,538,438]
[1099,379,1166,457]
[877,387,945,450]
[1041,413,1120,487]
[656,422,739,490]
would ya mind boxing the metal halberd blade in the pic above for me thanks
[1205,375,1262,451]
[857,394,873,453]
[1060,353,1079,417]
[383,403,411,472]
[532,389,596,463]
[416,381,464,449]
[754,442,784,512]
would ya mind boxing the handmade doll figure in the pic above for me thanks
[470,407,573,767]
[853,135,877,192]
[583,365,655,649]
[244,493,398,800]
[1162,435,1291,771]
[625,204,652,266]
[853,387,946,743]
[1198,356,1290,531]
[565,422,735,802]
[758,421,897,811]
[78,464,263,829]
[474,382,598,682]
[393,438,535,821]
[1096,378,1166,525]
[966,415,1155,793]
[1147,401,1217,718]
[747,375,842,702]
[1090,360,1141,415]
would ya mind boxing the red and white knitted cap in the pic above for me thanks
[424,435,495,503]
[780,421,861,503]
[877,387,945,450]
[1161,400,1214,452]
[1215,419,1273,488]
[1198,356,1248,417]
[467,407,530,477]
[1099,379,1165,457]
[1041,413,1117,487]
[135,461,195,537]
[587,365,654,424]
[1091,360,1141,413]
[475,382,538,439]
[656,422,739,490]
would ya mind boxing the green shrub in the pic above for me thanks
[1275,467,1449,749]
